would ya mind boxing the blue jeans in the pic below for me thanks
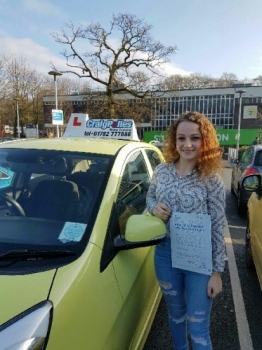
[154,238,213,350]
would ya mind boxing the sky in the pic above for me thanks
[1,0,262,81]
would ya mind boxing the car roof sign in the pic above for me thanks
[63,113,139,141]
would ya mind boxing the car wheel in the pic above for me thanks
[245,224,254,268]
[237,189,246,215]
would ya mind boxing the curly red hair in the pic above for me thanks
[163,111,223,178]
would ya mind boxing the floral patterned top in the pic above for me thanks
[146,163,226,273]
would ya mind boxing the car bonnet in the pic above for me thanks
[0,269,56,326]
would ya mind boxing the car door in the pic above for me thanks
[110,149,160,349]
[233,148,251,190]
[250,193,262,286]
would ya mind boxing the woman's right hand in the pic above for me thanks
[153,203,171,222]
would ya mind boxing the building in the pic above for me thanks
[43,83,262,135]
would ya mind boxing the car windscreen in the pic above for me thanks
[0,148,112,257]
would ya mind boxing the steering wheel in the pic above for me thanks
[0,193,26,217]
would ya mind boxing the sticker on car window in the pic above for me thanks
[58,222,87,243]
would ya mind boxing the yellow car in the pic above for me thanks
[0,115,166,350]
[242,173,262,288]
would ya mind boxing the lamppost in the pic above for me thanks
[48,70,62,137]
[14,98,20,138]
[235,89,246,160]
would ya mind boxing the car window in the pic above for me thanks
[0,169,10,180]
[241,148,252,164]
[0,148,112,254]
[116,150,150,235]
[0,165,14,189]
[254,150,262,166]
[145,149,162,171]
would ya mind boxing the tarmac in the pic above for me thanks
[222,159,234,168]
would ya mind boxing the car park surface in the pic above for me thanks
[0,115,166,349]
[231,145,262,214]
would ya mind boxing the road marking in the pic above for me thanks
[224,219,254,350]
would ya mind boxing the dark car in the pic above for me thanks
[0,137,18,143]
[231,145,262,214]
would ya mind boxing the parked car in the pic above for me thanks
[242,174,262,288]
[38,130,47,138]
[0,116,166,349]
[0,137,18,142]
[231,145,262,214]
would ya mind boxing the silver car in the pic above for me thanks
[231,145,262,214]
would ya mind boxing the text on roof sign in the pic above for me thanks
[86,119,133,130]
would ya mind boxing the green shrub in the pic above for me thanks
[238,145,249,161]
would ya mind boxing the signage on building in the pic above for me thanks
[52,109,64,125]
[243,106,257,119]
[144,129,262,146]
[216,129,261,145]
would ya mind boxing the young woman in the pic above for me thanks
[146,111,226,350]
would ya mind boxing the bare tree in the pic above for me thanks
[0,56,8,99]
[29,73,53,127]
[53,76,92,95]
[0,56,8,135]
[161,72,239,90]
[51,13,177,118]
[216,72,238,87]
[253,75,262,85]
[3,56,59,134]
[3,56,35,135]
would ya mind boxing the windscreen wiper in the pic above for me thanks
[0,249,76,260]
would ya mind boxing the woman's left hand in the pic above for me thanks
[153,202,171,222]
[207,272,222,298]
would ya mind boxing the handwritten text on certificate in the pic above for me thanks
[170,212,212,275]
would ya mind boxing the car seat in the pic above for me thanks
[23,179,80,221]
[89,163,107,174]
[67,170,104,198]
[67,171,101,222]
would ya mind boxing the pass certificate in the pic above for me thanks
[170,212,212,275]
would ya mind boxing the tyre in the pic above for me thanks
[231,183,234,194]
[245,224,254,268]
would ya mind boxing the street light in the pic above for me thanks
[48,70,62,137]
[14,98,20,139]
[235,89,246,160]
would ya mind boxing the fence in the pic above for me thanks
[228,147,237,162]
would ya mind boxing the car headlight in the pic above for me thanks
[0,300,53,350]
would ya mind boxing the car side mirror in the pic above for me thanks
[100,210,166,273]
[242,174,262,191]
[125,214,166,243]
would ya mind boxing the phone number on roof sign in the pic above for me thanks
[84,130,131,137]
[86,119,133,130]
